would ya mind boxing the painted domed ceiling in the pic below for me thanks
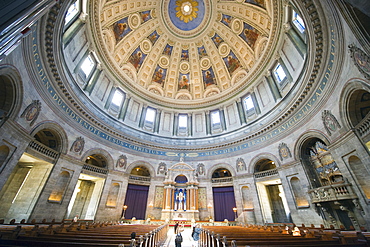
[92,0,278,109]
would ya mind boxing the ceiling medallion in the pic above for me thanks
[176,0,198,23]
[162,0,211,38]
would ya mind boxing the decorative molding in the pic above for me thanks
[20,100,41,126]
[322,110,341,136]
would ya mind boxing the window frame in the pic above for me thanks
[64,0,81,29]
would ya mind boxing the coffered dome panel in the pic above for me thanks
[94,0,277,109]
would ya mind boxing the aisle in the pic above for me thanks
[161,226,195,247]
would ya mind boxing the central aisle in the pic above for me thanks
[161,226,195,247]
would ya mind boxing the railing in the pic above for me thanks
[308,182,357,203]
[82,164,108,175]
[28,140,59,160]
[356,110,370,137]
[137,224,168,247]
[254,168,278,178]
[211,177,233,184]
[129,175,151,182]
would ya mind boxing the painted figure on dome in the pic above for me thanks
[129,47,146,71]
[179,74,190,90]
[152,66,167,85]
[113,17,131,43]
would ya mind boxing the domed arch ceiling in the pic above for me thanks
[92,0,277,109]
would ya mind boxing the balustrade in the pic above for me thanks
[308,182,357,203]
[254,168,278,178]
[28,140,59,160]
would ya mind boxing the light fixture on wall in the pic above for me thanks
[122,205,128,219]
[233,207,237,220]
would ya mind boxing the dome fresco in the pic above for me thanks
[95,0,277,109]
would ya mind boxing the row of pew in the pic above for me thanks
[0,219,168,246]
[199,224,370,247]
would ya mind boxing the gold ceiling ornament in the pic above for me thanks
[175,0,199,23]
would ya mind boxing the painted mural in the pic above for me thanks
[113,17,131,43]
[202,68,216,87]
[221,14,233,28]
[163,44,173,56]
[129,47,147,71]
[223,51,242,75]
[148,30,160,45]
[181,49,189,61]
[240,22,259,50]
[212,33,224,48]
[152,66,167,86]
[245,0,265,9]
[198,46,208,58]
[140,10,152,23]
[178,73,190,90]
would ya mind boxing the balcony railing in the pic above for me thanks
[356,111,370,137]
[129,175,151,182]
[308,182,357,203]
[82,164,108,175]
[28,140,59,160]
[211,177,233,184]
[254,168,278,178]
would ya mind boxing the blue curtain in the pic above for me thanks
[124,184,149,220]
[213,186,236,221]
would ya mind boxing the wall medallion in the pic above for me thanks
[21,100,41,126]
[322,110,341,136]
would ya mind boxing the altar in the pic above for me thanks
[160,162,200,221]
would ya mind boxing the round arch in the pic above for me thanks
[30,121,69,153]
[339,79,370,129]
[248,153,280,174]
[0,65,23,121]
[81,148,114,170]
[208,163,235,179]
[127,160,155,177]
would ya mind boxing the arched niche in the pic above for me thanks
[30,122,69,153]
[212,167,232,178]
[348,155,370,199]
[130,165,150,177]
[347,89,370,127]
[254,159,277,173]
[339,80,370,130]
[0,66,23,124]
[82,149,113,170]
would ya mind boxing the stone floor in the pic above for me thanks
[161,226,197,247]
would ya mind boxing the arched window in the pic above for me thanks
[64,0,81,27]
[130,166,150,177]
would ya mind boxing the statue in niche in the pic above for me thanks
[70,137,84,155]
[236,158,246,172]
[21,100,41,126]
[158,162,167,175]
[174,189,186,211]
